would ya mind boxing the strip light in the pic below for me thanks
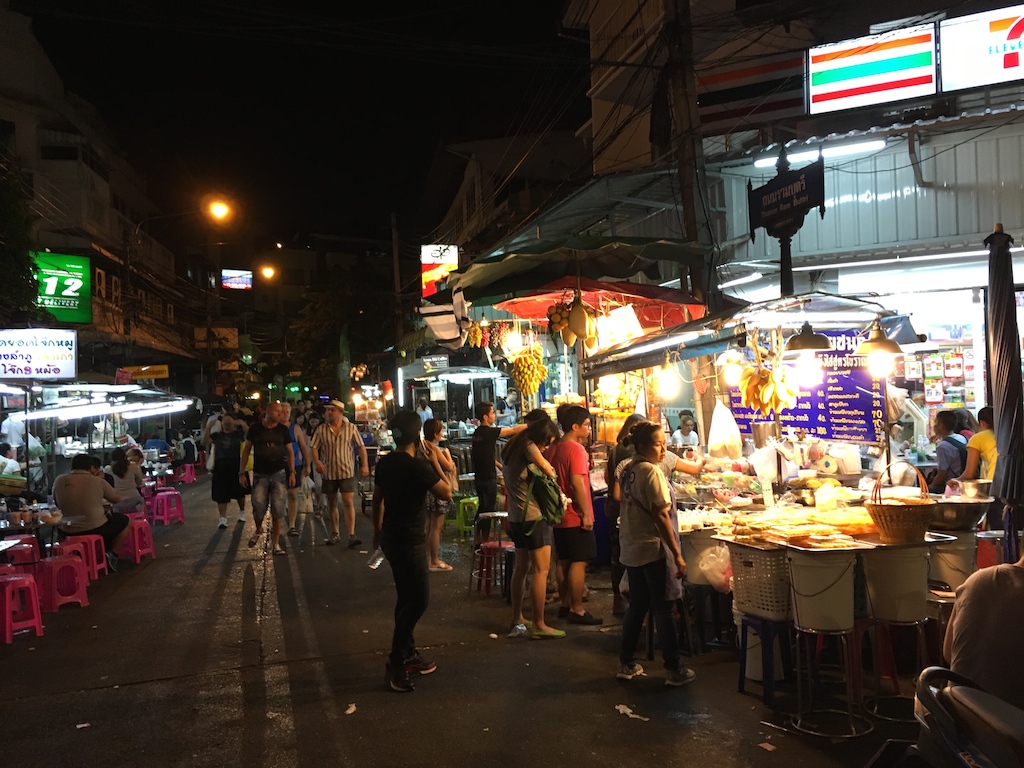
[12,399,191,422]
[753,140,888,169]
[121,401,190,419]
[718,271,763,289]
[790,247,1020,273]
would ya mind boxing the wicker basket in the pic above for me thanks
[864,461,936,545]
[0,474,26,497]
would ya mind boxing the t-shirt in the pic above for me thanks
[246,421,292,476]
[471,425,502,481]
[107,462,144,501]
[53,469,119,533]
[501,441,543,524]
[416,407,434,423]
[144,438,171,452]
[375,451,442,546]
[619,458,672,567]
[934,434,967,481]
[671,429,699,447]
[948,564,1024,710]
[0,456,20,475]
[1,418,25,448]
[967,429,998,481]
[544,439,590,529]
[210,428,245,472]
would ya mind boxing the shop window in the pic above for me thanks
[40,145,78,161]
[94,268,106,298]
[81,145,109,181]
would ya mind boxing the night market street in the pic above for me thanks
[0,476,913,767]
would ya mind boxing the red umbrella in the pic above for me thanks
[494,276,704,329]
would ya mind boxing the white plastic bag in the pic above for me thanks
[205,444,216,471]
[707,401,743,459]
[698,544,733,593]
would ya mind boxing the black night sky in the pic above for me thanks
[14,0,589,243]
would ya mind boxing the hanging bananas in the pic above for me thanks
[466,322,483,348]
[738,365,799,417]
[510,344,547,397]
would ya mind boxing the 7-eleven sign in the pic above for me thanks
[941,5,1024,91]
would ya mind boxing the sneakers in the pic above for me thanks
[404,653,436,675]
[616,662,647,680]
[386,662,414,692]
[325,533,341,546]
[218,517,228,529]
[507,623,530,639]
[347,536,362,548]
[665,665,697,687]
[236,510,247,523]
[287,527,299,537]
[567,610,603,626]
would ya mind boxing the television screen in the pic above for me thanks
[221,269,253,290]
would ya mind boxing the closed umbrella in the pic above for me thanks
[984,224,1024,561]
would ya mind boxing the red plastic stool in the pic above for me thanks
[151,490,185,525]
[34,555,89,612]
[5,542,40,574]
[0,573,43,643]
[64,534,108,580]
[119,518,156,564]
[51,541,93,584]
[468,540,514,596]
[174,463,196,483]
[4,534,39,557]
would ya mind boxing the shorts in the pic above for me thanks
[509,520,550,551]
[322,477,356,494]
[252,470,288,521]
[211,470,245,504]
[77,513,130,552]
[553,526,597,563]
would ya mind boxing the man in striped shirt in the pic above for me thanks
[311,399,369,547]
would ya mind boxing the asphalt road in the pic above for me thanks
[0,477,918,767]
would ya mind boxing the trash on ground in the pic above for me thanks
[488,633,498,639]
[76,723,90,729]
[345,704,356,715]
[614,704,649,722]
[759,742,777,752]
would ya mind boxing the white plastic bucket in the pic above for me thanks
[732,608,784,682]
[788,551,856,632]
[681,529,718,585]
[861,547,930,623]
[929,531,978,590]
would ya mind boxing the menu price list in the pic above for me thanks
[729,355,886,445]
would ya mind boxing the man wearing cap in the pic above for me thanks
[311,399,369,547]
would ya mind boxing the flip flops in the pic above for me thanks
[248,532,261,548]
[273,547,286,556]
[428,562,454,572]
[530,627,566,640]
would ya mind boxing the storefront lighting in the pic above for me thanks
[791,247,1024,273]
[384,390,394,401]
[784,322,832,353]
[501,331,524,357]
[120,401,190,419]
[249,392,261,400]
[753,140,887,169]
[718,271,763,290]
[656,352,682,400]
[374,400,383,409]
[856,321,902,377]
[479,317,489,327]
[714,350,745,388]
[353,393,364,406]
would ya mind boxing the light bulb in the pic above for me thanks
[723,363,743,388]
[868,351,896,378]
[791,352,823,388]
[657,364,681,400]
[374,400,383,409]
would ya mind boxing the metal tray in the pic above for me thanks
[852,531,957,548]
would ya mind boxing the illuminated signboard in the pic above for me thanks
[420,244,459,298]
[0,328,77,380]
[221,269,253,290]
[32,252,92,323]
[808,24,936,114]
[940,5,1024,91]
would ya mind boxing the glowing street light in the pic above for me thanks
[208,200,231,221]
[260,266,276,280]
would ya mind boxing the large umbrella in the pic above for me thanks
[493,276,705,328]
[984,224,1024,562]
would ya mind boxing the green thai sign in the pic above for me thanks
[32,252,92,323]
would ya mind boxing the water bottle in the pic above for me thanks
[367,547,385,570]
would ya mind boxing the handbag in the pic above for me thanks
[206,443,216,471]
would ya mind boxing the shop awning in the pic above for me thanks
[493,276,704,329]
[446,235,711,306]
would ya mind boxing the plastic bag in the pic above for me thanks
[27,433,46,459]
[299,485,314,515]
[699,544,733,593]
[206,444,216,471]
[707,401,743,459]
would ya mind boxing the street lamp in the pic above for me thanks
[260,266,276,280]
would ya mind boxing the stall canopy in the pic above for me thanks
[445,235,711,305]
[493,276,704,328]
[582,292,921,380]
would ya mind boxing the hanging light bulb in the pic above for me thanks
[790,353,824,388]
[856,321,902,378]
[657,351,681,400]
[714,350,744,388]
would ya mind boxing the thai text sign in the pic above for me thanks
[730,354,885,445]
[32,252,92,324]
[808,24,936,114]
[940,5,1024,91]
[122,364,169,380]
[0,329,77,380]
[748,158,825,233]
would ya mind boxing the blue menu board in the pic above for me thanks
[729,353,885,445]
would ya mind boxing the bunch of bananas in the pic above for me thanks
[546,302,571,332]
[739,365,799,417]
[350,363,368,381]
[466,322,484,348]
[510,344,547,396]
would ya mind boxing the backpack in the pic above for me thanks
[523,465,566,533]
[942,435,970,477]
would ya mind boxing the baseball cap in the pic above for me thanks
[326,399,346,410]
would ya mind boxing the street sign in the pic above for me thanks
[32,252,92,324]
[114,368,133,385]
[123,364,169,380]
[748,158,825,236]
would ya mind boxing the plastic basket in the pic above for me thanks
[728,543,791,621]
[864,461,936,545]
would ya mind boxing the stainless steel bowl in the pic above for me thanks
[928,495,991,531]
[959,479,993,498]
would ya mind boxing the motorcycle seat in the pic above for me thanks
[937,684,1024,768]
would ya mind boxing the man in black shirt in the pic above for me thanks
[240,402,295,555]
[372,410,452,693]
[471,401,526,540]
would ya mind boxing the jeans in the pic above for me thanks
[381,540,429,666]
[620,557,680,669]
[475,476,498,514]
[252,470,288,523]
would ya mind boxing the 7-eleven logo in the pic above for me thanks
[990,15,1024,69]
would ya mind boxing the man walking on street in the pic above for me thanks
[311,399,369,547]
[471,400,525,540]
[373,410,452,692]
[240,401,295,555]
[280,404,312,538]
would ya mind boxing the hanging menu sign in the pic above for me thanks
[730,354,885,444]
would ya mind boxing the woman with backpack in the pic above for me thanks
[503,411,565,639]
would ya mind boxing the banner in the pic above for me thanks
[940,5,1024,91]
[0,329,77,380]
[697,51,806,135]
[123,364,169,380]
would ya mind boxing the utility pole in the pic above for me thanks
[391,212,404,345]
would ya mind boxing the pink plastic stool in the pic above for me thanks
[51,541,92,584]
[151,490,185,525]
[174,463,196,484]
[64,534,108,580]
[34,555,89,612]
[0,573,43,643]
[118,518,155,564]
[5,542,40,574]
[3,535,39,560]
[0,563,16,576]
[468,540,515,596]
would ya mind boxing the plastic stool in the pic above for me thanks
[738,614,795,707]
[6,542,40,573]
[0,573,43,643]
[468,540,514,596]
[174,463,196,484]
[51,541,93,584]
[3,535,39,561]
[152,490,185,525]
[455,497,479,538]
[35,555,89,612]
[64,534,108,580]
[119,518,156,564]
